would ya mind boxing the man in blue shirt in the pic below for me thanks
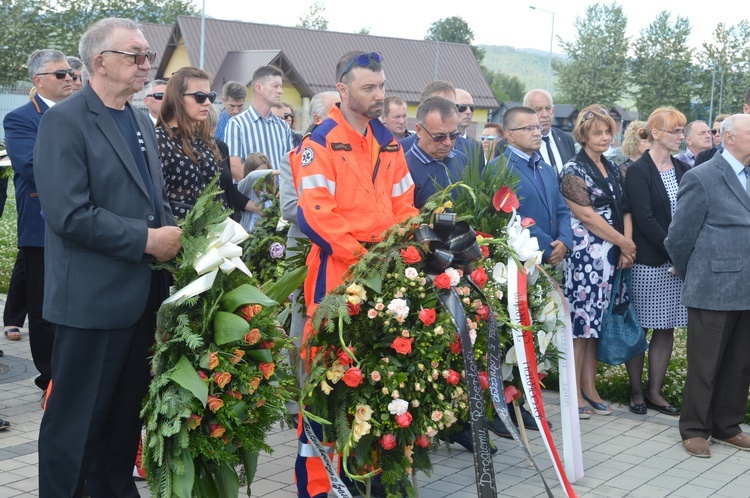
[214,80,247,142]
[405,96,466,208]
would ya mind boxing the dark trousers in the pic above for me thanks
[3,250,27,327]
[38,271,167,498]
[21,246,54,391]
[679,307,750,440]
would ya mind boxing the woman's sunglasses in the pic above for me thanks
[184,91,217,104]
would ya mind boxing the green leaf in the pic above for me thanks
[220,284,277,312]
[215,460,240,498]
[241,449,260,496]
[361,268,382,294]
[194,459,220,498]
[246,349,273,363]
[168,355,208,407]
[213,311,250,345]
[172,447,195,498]
[262,265,308,304]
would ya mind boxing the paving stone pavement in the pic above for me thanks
[2,293,750,497]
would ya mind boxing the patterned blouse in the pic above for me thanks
[155,126,222,220]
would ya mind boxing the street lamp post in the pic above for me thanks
[529,5,555,93]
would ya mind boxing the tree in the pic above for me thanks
[553,2,629,110]
[0,0,53,86]
[425,16,485,64]
[693,21,750,120]
[629,12,693,118]
[484,69,526,103]
[297,1,328,31]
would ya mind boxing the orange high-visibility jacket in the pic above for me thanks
[292,104,418,312]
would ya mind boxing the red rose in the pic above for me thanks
[419,308,436,326]
[381,434,397,450]
[478,371,489,390]
[395,411,413,428]
[470,267,488,289]
[342,367,364,388]
[258,340,275,349]
[480,245,490,259]
[337,347,355,366]
[504,385,521,404]
[207,395,224,413]
[433,273,452,290]
[416,434,430,448]
[401,246,422,264]
[449,337,462,354]
[475,304,490,322]
[390,337,414,355]
[347,302,361,316]
[445,369,461,386]
[259,362,275,379]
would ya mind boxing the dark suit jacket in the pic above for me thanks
[34,84,174,329]
[625,152,689,266]
[665,151,750,310]
[401,134,485,170]
[3,94,48,247]
[693,145,720,167]
[494,148,573,262]
[494,127,576,170]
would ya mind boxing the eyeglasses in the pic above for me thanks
[184,91,217,104]
[283,112,294,120]
[481,135,500,141]
[710,129,720,135]
[36,69,74,80]
[659,128,685,136]
[457,104,475,113]
[509,124,543,133]
[339,52,383,82]
[100,50,156,66]
[419,124,460,143]
[146,92,164,100]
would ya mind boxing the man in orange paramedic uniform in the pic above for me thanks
[292,50,418,498]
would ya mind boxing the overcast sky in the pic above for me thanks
[198,0,729,55]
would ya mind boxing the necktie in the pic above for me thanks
[744,166,750,194]
[542,135,557,168]
[528,156,547,197]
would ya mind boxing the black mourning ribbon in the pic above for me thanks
[414,212,553,498]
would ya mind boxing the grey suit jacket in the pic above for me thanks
[665,152,750,311]
[34,84,174,329]
[278,152,307,253]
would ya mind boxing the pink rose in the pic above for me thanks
[395,411,413,428]
[444,369,461,386]
[478,371,489,390]
[381,434,397,450]
[470,267,488,288]
[416,434,430,448]
[433,273,452,290]
[419,308,436,326]
[370,371,381,382]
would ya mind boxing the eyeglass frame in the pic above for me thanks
[508,124,543,133]
[456,104,475,113]
[283,112,295,120]
[339,52,383,83]
[99,50,156,66]
[658,128,685,136]
[183,91,217,104]
[418,123,460,143]
[481,135,500,141]
[710,129,720,135]
[146,92,164,101]
[35,68,74,80]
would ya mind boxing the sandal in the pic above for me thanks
[579,406,593,419]
[582,390,612,415]
[4,328,21,341]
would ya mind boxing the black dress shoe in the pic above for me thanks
[645,395,680,416]
[510,404,553,431]
[487,416,513,439]
[629,402,647,415]
[447,424,499,454]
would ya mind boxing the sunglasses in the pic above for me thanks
[100,50,156,66]
[71,74,81,81]
[419,124,460,143]
[36,68,74,80]
[481,135,499,141]
[710,129,720,135]
[146,92,164,101]
[457,104,475,113]
[283,112,294,120]
[339,52,383,82]
[184,91,217,104]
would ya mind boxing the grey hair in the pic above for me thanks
[79,18,141,74]
[416,96,457,124]
[684,120,706,138]
[309,91,339,121]
[222,80,247,101]
[66,56,83,70]
[27,49,67,80]
[144,79,167,93]
[522,89,554,107]
[81,66,90,85]
[721,114,737,138]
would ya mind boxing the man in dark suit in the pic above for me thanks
[665,113,750,458]
[456,88,485,165]
[34,18,181,496]
[3,49,73,401]
[495,89,576,174]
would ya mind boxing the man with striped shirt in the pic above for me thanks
[226,65,294,180]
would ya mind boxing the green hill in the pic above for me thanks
[479,45,566,97]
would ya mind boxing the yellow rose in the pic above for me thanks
[326,360,346,383]
[352,420,372,442]
[354,404,373,423]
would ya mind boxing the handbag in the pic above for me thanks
[596,268,648,365]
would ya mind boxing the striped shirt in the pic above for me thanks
[225,105,293,170]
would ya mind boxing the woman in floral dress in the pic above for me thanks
[560,105,636,419]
